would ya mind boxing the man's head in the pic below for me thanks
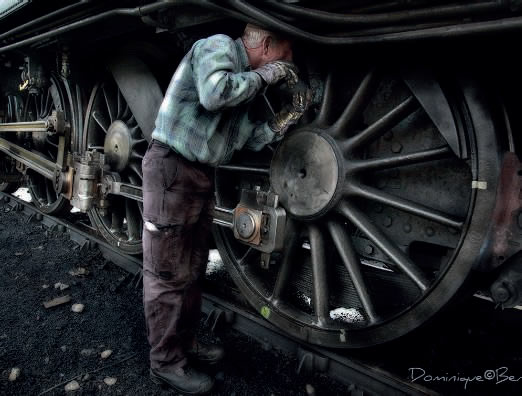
[242,24,293,69]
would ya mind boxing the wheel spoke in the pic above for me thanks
[92,110,109,134]
[44,89,51,117]
[110,209,123,232]
[337,201,429,291]
[309,224,330,326]
[315,72,335,127]
[130,151,144,161]
[327,221,378,324]
[350,146,452,173]
[102,86,113,123]
[341,96,417,154]
[129,162,143,180]
[46,138,58,148]
[348,183,463,229]
[331,68,378,138]
[45,180,54,205]
[125,199,141,241]
[116,86,123,119]
[271,224,300,303]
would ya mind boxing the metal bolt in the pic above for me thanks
[364,245,374,255]
[491,285,510,303]
[391,142,403,153]
[383,216,392,227]
[403,223,412,233]
[425,227,435,237]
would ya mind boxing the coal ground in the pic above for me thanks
[0,201,348,395]
[1,196,522,396]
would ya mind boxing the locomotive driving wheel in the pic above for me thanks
[24,75,74,214]
[84,75,146,255]
[214,66,503,348]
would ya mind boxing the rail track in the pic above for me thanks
[0,190,444,395]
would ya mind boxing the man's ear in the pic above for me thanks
[263,36,272,55]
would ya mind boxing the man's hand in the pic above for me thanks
[268,86,312,135]
[254,61,298,86]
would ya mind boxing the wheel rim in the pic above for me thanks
[214,67,501,347]
[25,76,72,214]
[84,76,146,255]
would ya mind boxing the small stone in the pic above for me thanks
[306,384,316,396]
[68,267,89,277]
[64,380,80,392]
[8,367,21,381]
[104,377,117,386]
[54,282,70,291]
[61,345,67,352]
[82,374,90,382]
[100,350,112,359]
[42,284,49,289]
[80,349,95,356]
[71,303,85,313]
[14,252,23,256]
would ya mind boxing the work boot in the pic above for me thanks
[187,341,225,365]
[150,365,214,395]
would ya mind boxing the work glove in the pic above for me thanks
[254,61,299,86]
[268,85,312,136]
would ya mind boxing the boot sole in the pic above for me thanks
[150,369,214,395]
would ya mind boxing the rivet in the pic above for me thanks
[365,245,374,255]
[391,142,403,153]
[425,227,435,237]
[383,216,392,227]
[403,223,412,233]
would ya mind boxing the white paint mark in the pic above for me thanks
[296,290,311,306]
[330,307,365,323]
[206,249,224,275]
[471,180,487,190]
[13,187,31,202]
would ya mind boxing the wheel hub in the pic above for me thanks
[104,120,131,172]
[270,130,343,219]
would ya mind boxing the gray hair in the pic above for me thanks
[242,23,282,49]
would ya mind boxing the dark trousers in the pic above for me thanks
[142,140,214,370]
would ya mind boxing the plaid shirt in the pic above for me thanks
[151,34,280,166]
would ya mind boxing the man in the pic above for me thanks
[142,24,309,394]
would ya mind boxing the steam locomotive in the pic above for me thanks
[1,0,522,348]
